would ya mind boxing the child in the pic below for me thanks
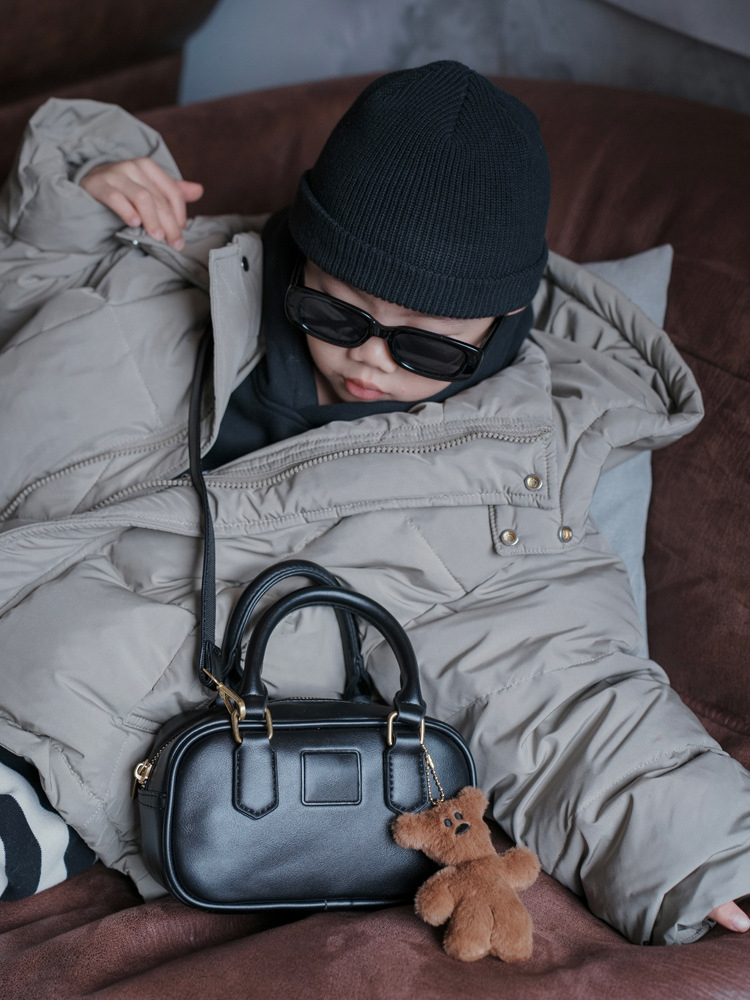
[0,62,747,944]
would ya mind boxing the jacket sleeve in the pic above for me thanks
[360,521,750,946]
[0,98,181,345]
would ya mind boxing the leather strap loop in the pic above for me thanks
[234,734,278,819]
[384,732,429,813]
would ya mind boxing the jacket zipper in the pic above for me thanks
[92,427,552,510]
[116,233,211,291]
[0,426,194,523]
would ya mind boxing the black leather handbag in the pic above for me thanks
[133,331,476,910]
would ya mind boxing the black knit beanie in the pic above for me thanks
[288,61,550,319]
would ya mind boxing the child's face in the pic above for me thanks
[303,260,506,404]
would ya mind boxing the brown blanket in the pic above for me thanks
[1,834,746,1000]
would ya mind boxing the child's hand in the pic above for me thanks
[709,901,750,933]
[80,158,204,250]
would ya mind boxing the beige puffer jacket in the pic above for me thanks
[1,99,747,947]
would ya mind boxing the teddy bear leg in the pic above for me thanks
[489,896,534,963]
[443,900,494,962]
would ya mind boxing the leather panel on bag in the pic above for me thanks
[302,750,361,805]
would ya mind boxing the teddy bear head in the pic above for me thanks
[392,786,495,866]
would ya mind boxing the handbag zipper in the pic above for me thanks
[93,426,552,510]
[132,695,373,795]
[131,736,178,796]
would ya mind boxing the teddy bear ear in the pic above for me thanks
[457,785,490,816]
[391,810,427,850]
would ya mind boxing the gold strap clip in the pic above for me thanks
[202,668,247,745]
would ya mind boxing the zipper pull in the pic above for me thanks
[131,759,153,798]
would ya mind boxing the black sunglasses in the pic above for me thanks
[284,259,504,382]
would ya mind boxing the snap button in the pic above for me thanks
[558,526,573,543]
[500,529,519,547]
[524,474,542,491]
[241,256,249,271]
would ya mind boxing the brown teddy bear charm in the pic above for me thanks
[392,786,540,963]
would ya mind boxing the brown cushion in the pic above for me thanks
[0,0,219,183]
[143,75,750,270]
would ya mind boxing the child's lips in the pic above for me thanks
[344,377,386,401]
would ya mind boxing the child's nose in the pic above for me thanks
[348,334,398,373]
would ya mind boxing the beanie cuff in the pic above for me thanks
[290,173,547,319]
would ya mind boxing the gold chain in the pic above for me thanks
[423,746,445,806]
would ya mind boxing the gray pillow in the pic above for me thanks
[585,244,674,657]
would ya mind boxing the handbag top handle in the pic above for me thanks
[222,559,374,701]
[241,585,427,731]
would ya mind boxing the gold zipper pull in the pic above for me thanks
[131,759,153,798]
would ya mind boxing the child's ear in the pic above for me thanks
[457,785,489,817]
[392,810,427,850]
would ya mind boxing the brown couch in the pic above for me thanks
[0,0,218,183]
[1,74,749,999]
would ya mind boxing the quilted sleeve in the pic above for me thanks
[360,527,750,946]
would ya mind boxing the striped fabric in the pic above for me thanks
[0,747,96,900]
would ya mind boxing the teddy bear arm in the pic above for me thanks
[496,846,541,891]
[415,867,457,926]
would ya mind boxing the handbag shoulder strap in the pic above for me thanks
[188,328,222,688]
[187,329,374,701]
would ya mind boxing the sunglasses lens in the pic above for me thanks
[287,280,487,382]
[295,293,369,346]
[391,331,470,379]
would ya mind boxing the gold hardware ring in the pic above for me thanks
[386,710,426,747]
[202,668,272,744]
